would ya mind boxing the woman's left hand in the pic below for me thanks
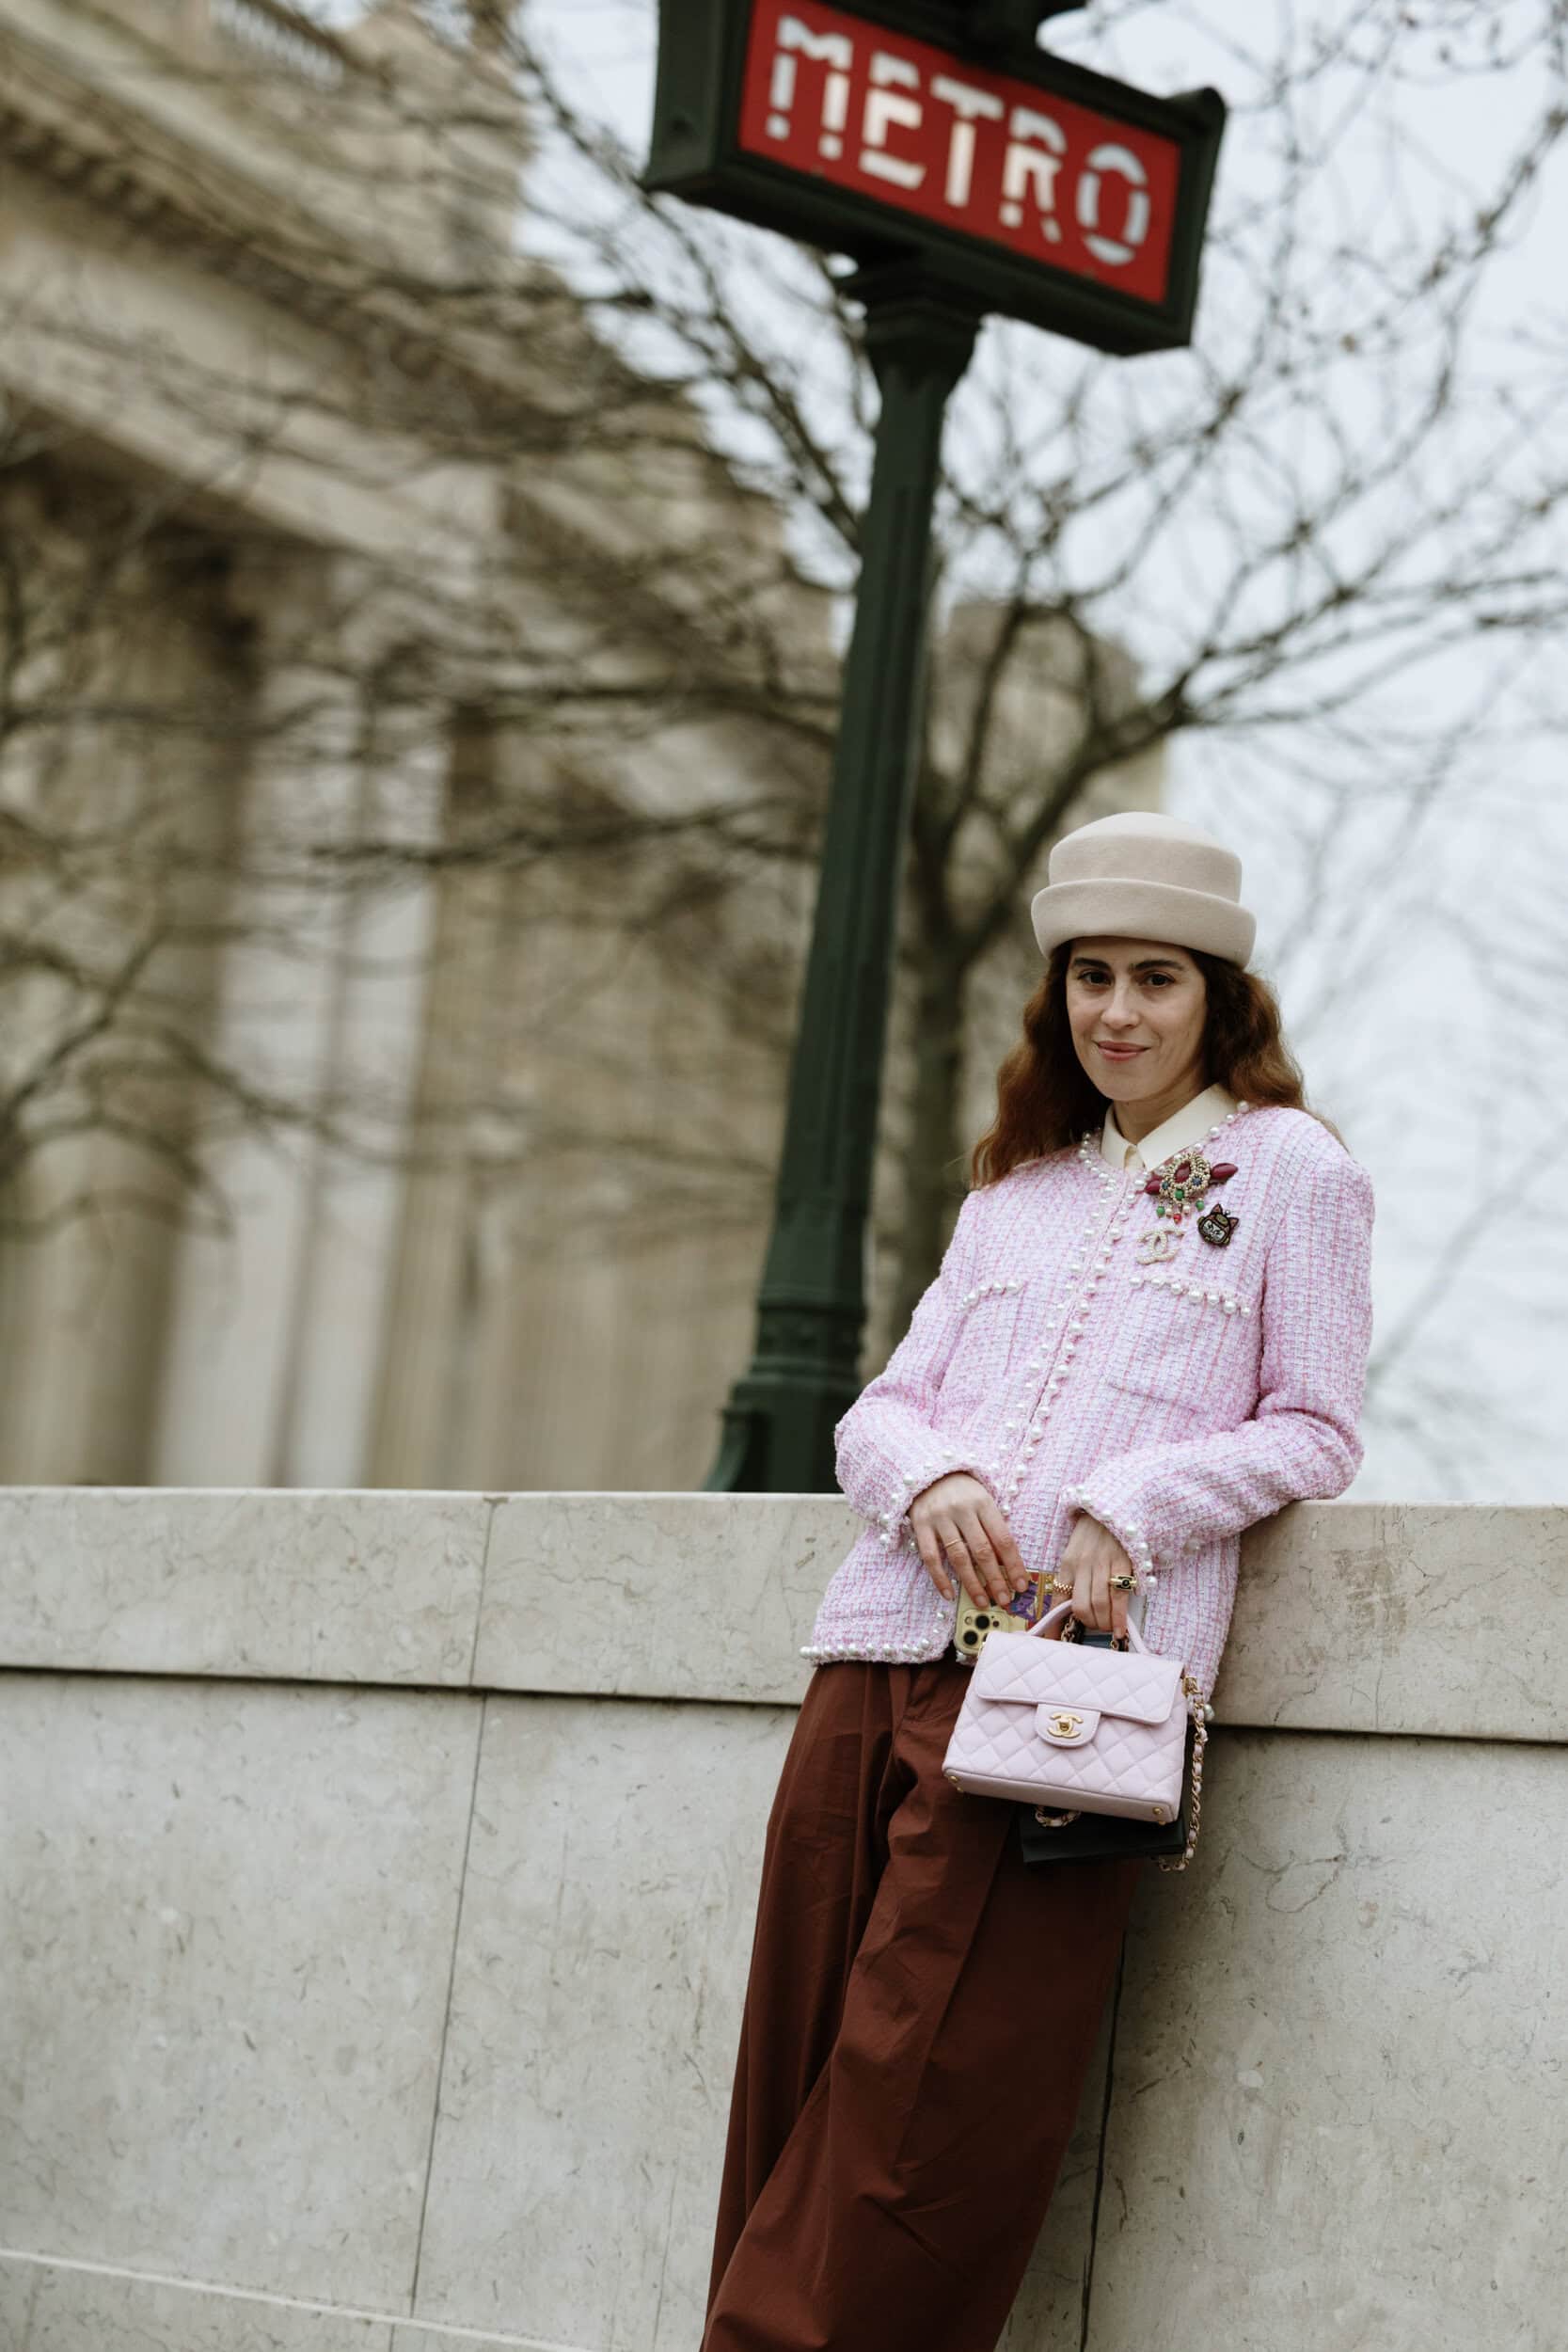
[1045,1510,1137,1640]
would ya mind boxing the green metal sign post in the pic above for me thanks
[705,262,979,1491]
[642,1,1227,1492]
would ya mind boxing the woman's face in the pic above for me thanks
[1064,936,1208,1109]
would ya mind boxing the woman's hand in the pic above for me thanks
[909,1473,1029,1609]
[1045,1509,1137,1641]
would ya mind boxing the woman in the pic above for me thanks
[702,810,1375,2352]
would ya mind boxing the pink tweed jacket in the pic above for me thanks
[806,1100,1375,1700]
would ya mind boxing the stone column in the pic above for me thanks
[150,560,439,1487]
[363,714,510,1489]
[0,489,244,1485]
[273,705,446,1487]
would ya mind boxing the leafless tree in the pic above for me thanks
[0,0,838,1273]
[500,0,1568,1488]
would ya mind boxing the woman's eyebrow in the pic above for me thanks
[1069,956,1184,973]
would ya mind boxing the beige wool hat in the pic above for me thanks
[1031,810,1256,970]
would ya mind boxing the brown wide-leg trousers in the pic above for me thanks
[702,1654,1143,2352]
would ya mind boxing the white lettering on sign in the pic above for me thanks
[862,53,925,190]
[745,7,1175,294]
[770,17,854,156]
[1001,107,1066,243]
[929,75,1005,211]
[1078,141,1150,264]
[768,53,792,135]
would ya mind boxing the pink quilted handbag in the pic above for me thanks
[942,1601,1211,1870]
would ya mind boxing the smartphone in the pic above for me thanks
[952,1569,1053,1663]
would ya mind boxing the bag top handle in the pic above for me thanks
[1029,1597,1150,1652]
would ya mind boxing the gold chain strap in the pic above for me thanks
[1156,1674,1209,1872]
[1058,1629,1211,1873]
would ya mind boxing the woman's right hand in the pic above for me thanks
[909,1473,1029,1608]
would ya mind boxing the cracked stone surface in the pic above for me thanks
[474,1490,849,1701]
[0,1486,494,1686]
[1216,1501,1568,1739]
[0,1673,479,2311]
[0,2264,395,2350]
[1084,1728,1568,2352]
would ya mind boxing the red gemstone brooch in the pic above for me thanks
[1141,1150,1240,1248]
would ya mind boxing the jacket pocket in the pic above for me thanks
[942,1273,1033,1403]
[1101,1266,1259,1411]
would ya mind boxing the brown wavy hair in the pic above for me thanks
[971,941,1343,1187]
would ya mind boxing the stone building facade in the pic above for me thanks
[0,0,1162,1492]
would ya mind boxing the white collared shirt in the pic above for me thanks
[1100,1081,1241,1176]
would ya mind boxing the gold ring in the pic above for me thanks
[1109,1573,1137,1591]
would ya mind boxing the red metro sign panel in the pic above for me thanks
[644,0,1227,354]
[737,0,1178,306]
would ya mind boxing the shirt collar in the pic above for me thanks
[1101,1081,1240,1173]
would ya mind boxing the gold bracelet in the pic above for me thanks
[1050,1579,1074,1596]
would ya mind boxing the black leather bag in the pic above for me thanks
[1014,1628,1196,1868]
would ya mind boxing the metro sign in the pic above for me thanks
[739,1,1178,303]
[646,0,1226,353]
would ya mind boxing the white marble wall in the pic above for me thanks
[0,1491,1561,2351]
[1091,1731,1568,2352]
[3,1487,1561,1728]
[0,1675,479,2310]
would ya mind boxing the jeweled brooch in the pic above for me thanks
[1141,1150,1240,1248]
[1142,1150,1236,1222]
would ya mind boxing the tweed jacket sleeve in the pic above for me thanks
[832,1187,1000,1550]
[1061,1144,1375,1583]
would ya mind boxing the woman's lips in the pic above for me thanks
[1098,1044,1145,1060]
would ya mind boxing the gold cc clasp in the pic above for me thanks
[1050,1710,1084,1738]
